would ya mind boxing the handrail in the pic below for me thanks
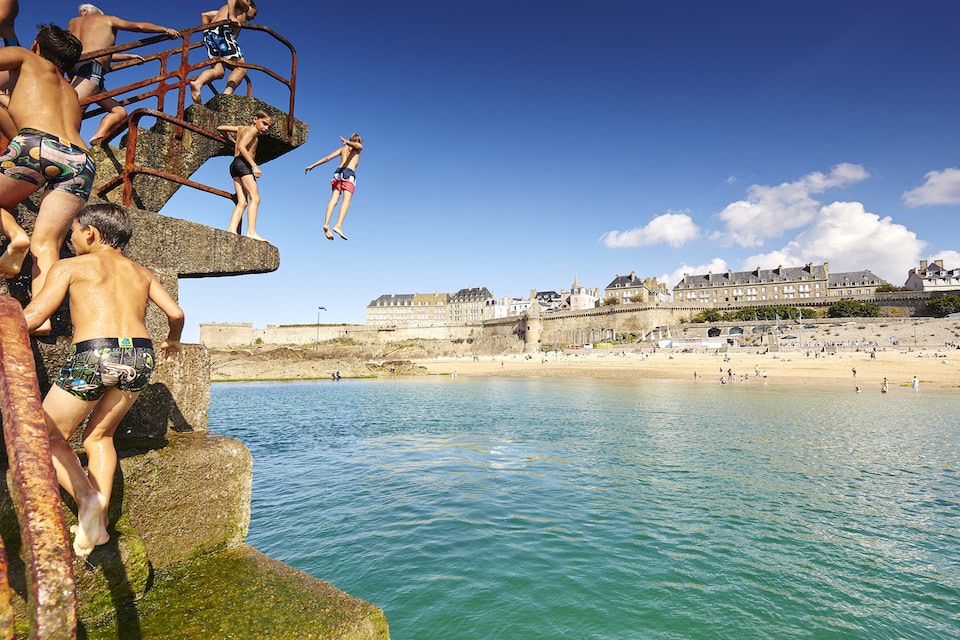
[0,297,77,638]
[78,21,298,142]
[95,107,236,205]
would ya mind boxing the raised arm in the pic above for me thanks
[341,136,363,151]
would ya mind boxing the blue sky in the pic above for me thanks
[24,1,960,341]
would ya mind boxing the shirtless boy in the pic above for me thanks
[189,0,257,104]
[216,109,273,240]
[0,24,92,333]
[22,202,184,560]
[0,0,19,140]
[68,4,180,146]
[304,134,363,240]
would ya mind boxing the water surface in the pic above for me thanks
[211,378,960,639]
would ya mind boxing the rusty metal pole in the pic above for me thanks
[0,297,76,639]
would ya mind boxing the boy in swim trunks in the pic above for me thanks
[216,109,273,240]
[304,133,363,240]
[0,24,91,334]
[0,0,19,140]
[22,202,184,560]
[188,0,257,104]
[67,4,180,146]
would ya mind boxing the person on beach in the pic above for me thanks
[912,375,919,391]
[217,109,273,240]
[0,24,91,335]
[22,202,184,560]
[188,0,257,104]
[881,377,889,393]
[304,133,363,240]
[68,4,180,146]
[0,0,20,140]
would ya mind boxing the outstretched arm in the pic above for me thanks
[109,17,179,38]
[304,148,342,173]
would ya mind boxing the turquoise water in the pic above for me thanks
[211,378,960,639]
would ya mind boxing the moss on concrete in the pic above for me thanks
[77,545,389,640]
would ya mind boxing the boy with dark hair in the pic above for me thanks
[216,108,273,240]
[0,23,91,334]
[23,202,184,559]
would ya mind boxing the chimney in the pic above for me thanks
[920,260,928,270]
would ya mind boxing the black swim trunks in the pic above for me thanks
[0,128,95,199]
[229,156,254,178]
[55,337,155,401]
[70,59,107,91]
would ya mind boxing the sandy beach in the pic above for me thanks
[412,347,960,391]
[209,317,960,391]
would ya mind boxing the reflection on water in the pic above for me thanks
[213,378,960,640]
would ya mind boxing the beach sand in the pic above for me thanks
[413,347,960,391]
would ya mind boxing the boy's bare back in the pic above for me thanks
[0,46,84,147]
[23,214,182,345]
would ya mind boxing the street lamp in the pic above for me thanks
[317,307,326,347]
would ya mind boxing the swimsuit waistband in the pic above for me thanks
[19,128,87,153]
[73,337,154,351]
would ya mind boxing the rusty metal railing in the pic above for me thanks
[0,297,77,638]
[79,21,298,207]
[95,107,236,206]
[79,21,298,142]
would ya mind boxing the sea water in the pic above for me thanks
[210,378,960,639]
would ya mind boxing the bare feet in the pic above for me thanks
[227,228,239,235]
[333,227,348,241]
[88,137,103,147]
[323,226,334,240]
[71,492,109,560]
[0,232,30,278]
[246,232,267,242]
[188,79,202,104]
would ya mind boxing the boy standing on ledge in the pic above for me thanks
[23,202,184,559]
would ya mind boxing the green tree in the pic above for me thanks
[925,294,960,317]
[828,299,880,318]
[603,296,621,306]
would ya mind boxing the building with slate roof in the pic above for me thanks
[904,260,960,292]
[673,263,830,306]
[448,287,493,324]
[828,270,887,297]
[604,272,669,304]
[366,292,449,326]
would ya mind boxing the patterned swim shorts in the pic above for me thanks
[0,128,95,200]
[55,337,155,401]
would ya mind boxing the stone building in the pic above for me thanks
[674,263,830,306]
[366,292,449,327]
[448,287,493,324]
[604,272,669,304]
[828,269,887,297]
[904,259,960,292]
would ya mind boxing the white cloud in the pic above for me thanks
[601,212,700,248]
[662,257,728,290]
[743,201,925,284]
[715,163,870,248]
[903,168,960,206]
[927,250,960,268]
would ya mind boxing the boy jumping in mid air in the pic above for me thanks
[304,133,363,240]
[217,109,273,240]
[23,203,184,559]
